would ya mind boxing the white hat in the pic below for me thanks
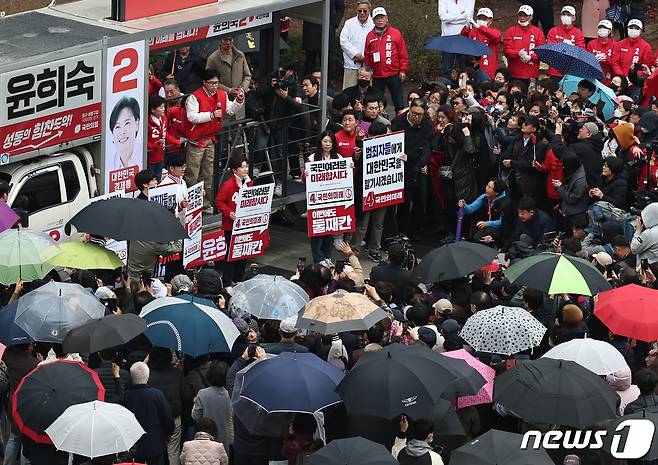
[151,278,168,299]
[598,19,613,29]
[592,251,613,267]
[432,298,453,315]
[561,5,576,15]
[280,317,298,334]
[477,7,494,18]
[371,6,387,17]
[628,19,643,29]
[518,5,534,15]
[95,286,115,300]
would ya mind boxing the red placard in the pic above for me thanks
[185,230,227,268]
[120,0,217,21]
[307,204,356,237]
[228,229,270,262]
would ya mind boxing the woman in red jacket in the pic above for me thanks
[532,148,563,213]
[215,155,253,285]
[147,95,180,181]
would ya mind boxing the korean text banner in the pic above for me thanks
[104,40,146,194]
[183,181,204,268]
[186,230,227,268]
[0,51,102,158]
[362,131,405,211]
[305,159,356,237]
[228,183,274,262]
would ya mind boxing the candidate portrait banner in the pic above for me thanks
[362,131,405,212]
[228,183,274,262]
[104,40,146,194]
[183,181,203,268]
[305,158,355,237]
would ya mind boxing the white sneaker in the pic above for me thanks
[274,184,283,197]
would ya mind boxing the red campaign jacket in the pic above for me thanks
[166,106,186,151]
[546,25,585,77]
[587,38,617,84]
[363,25,409,79]
[214,175,253,231]
[613,37,654,77]
[148,76,162,97]
[183,87,228,145]
[147,115,180,164]
[460,25,502,79]
[503,23,545,79]
[534,148,563,200]
[335,129,357,158]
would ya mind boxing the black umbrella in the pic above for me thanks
[62,313,147,354]
[494,358,618,428]
[406,398,465,437]
[335,344,485,419]
[67,198,187,242]
[12,360,105,444]
[450,429,554,465]
[309,437,397,465]
[414,241,497,282]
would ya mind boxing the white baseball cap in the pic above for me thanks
[628,19,643,29]
[372,6,387,17]
[518,5,534,15]
[598,19,613,29]
[477,7,494,18]
[561,5,576,15]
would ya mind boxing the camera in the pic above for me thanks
[272,68,290,91]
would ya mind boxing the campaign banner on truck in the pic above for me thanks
[228,183,274,262]
[149,12,272,50]
[90,190,128,264]
[183,181,203,268]
[305,159,356,237]
[0,51,102,159]
[104,40,146,194]
[185,229,227,268]
[362,131,405,212]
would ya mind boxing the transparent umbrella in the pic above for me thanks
[0,229,60,284]
[16,282,106,342]
[228,274,309,320]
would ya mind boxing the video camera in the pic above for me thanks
[272,68,291,91]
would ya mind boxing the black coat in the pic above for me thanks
[553,134,604,189]
[123,384,175,458]
[148,366,184,418]
[94,362,130,404]
[502,136,548,201]
[158,51,204,94]
[342,85,384,107]
[369,263,419,306]
[599,176,628,210]
[391,113,434,188]
[447,135,479,202]
[512,208,557,246]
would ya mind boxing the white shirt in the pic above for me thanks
[185,91,244,125]
[112,151,139,171]
[438,0,475,36]
[339,15,375,70]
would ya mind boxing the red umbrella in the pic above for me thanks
[594,284,658,342]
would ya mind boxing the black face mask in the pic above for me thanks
[357,79,370,88]
[609,84,618,93]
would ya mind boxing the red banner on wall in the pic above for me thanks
[119,0,217,21]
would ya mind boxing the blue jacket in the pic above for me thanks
[463,192,507,229]
[123,384,175,458]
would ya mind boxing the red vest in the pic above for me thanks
[184,87,228,145]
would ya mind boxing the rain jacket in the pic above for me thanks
[503,23,545,79]
[180,431,228,465]
[363,25,409,78]
[631,202,658,265]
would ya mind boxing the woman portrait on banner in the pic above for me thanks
[109,96,141,172]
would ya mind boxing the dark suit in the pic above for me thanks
[502,135,548,204]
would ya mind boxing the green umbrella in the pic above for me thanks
[48,242,123,270]
[505,252,610,296]
[0,229,60,284]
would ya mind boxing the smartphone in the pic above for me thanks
[335,259,345,274]
[642,259,649,271]
[140,272,152,288]
[297,257,306,273]
[606,264,613,279]
[248,342,257,358]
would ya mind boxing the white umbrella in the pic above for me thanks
[542,338,628,375]
[45,400,144,458]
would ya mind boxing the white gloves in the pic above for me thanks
[467,17,479,28]
[519,49,531,63]
[595,52,607,62]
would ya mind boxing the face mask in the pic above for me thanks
[357,79,370,88]
[477,20,489,27]
[598,28,611,38]
[628,29,641,39]
[561,15,573,26]
[609,84,619,93]
[518,20,530,27]
[614,109,623,119]
[494,104,505,112]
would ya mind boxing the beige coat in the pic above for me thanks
[180,432,228,465]
[206,46,251,120]
[581,0,610,38]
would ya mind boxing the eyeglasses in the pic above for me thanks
[410,111,425,117]
[357,9,369,12]
[205,80,220,86]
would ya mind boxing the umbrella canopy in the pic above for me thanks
[560,74,617,121]
[602,407,658,461]
[0,229,60,285]
[459,305,547,356]
[0,300,34,345]
[62,314,147,354]
[229,274,309,320]
[442,349,495,408]
[594,284,658,342]
[139,294,239,357]
[505,252,611,296]
[15,281,105,343]
[13,360,105,444]
[45,400,144,458]
[297,290,388,334]
[534,43,604,80]
[335,343,485,419]
[423,399,465,437]
[423,34,492,56]
[542,337,628,375]
[414,241,497,283]
[48,241,124,270]
[240,351,344,413]
[67,197,187,242]
[309,437,397,465]
[0,202,20,232]
[494,358,618,428]
[450,429,554,465]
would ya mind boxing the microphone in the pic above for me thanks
[216,101,222,122]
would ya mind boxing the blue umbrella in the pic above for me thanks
[0,301,34,345]
[560,74,617,121]
[139,294,239,357]
[534,43,604,80]
[240,352,344,413]
[423,34,492,57]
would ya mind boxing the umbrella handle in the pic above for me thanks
[146,321,182,352]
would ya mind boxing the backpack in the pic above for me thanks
[587,201,636,240]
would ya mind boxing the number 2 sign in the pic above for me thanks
[103,40,146,194]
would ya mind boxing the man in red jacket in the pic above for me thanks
[460,7,501,80]
[612,19,654,79]
[546,6,585,79]
[587,20,616,84]
[163,79,186,153]
[503,5,545,86]
[363,7,409,113]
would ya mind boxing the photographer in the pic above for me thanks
[552,118,603,190]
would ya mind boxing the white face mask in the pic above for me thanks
[494,104,505,112]
[614,109,623,119]
[628,28,641,39]
[518,20,530,27]
[561,15,573,26]
[598,28,611,38]
[477,19,489,27]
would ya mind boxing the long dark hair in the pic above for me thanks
[561,153,581,182]
[315,130,339,159]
